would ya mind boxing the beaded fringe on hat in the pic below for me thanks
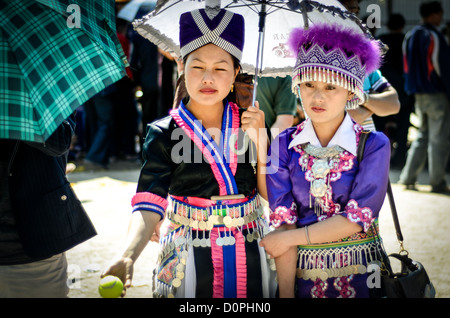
[292,66,363,110]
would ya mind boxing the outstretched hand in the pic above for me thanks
[101,257,134,297]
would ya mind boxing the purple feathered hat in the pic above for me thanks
[179,8,245,61]
[289,24,382,109]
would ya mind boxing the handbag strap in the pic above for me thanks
[357,131,406,250]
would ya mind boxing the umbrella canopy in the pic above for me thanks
[0,0,128,143]
[132,0,374,78]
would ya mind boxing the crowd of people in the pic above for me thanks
[351,0,450,195]
[67,4,178,170]
[70,0,450,189]
[1,0,448,298]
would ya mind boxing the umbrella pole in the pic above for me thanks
[251,0,267,107]
[247,1,268,172]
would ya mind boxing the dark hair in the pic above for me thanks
[387,13,406,30]
[420,1,443,18]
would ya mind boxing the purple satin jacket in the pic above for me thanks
[266,120,391,233]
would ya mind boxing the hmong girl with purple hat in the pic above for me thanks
[259,23,390,298]
[102,8,275,298]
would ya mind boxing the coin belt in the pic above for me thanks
[294,238,383,282]
[296,264,368,281]
[158,210,269,263]
[165,194,271,246]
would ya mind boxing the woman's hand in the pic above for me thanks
[241,101,269,199]
[101,257,135,297]
[260,224,298,297]
[100,211,161,297]
[240,101,266,146]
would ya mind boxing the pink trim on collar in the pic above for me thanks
[170,102,241,196]
[228,102,240,175]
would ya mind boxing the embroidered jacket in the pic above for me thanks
[132,101,257,219]
[267,115,391,233]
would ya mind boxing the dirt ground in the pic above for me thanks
[65,170,450,298]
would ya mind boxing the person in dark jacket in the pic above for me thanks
[399,1,450,193]
[0,113,97,297]
[378,14,415,168]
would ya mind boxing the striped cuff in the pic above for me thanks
[131,192,168,220]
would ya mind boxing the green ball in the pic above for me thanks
[98,275,124,298]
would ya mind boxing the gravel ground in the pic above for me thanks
[65,163,450,298]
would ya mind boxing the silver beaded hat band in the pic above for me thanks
[292,63,365,110]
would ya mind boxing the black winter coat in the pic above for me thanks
[2,114,96,260]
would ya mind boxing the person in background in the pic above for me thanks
[82,85,117,170]
[399,1,450,194]
[378,14,415,168]
[0,114,96,297]
[256,76,297,138]
[113,17,140,161]
[338,0,401,132]
[129,2,177,153]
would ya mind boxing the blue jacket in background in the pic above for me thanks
[403,23,450,100]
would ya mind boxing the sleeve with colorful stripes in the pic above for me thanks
[131,192,168,220]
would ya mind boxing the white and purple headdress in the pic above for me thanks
[179,8,245,61]
[289,23,382,109]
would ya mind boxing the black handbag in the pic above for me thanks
[358,132,436,298]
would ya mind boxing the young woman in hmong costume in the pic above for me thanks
[259,24,390,298]
[103,8,275,298]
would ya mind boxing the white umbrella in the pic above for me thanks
[132,0,374,79]
[132,0,379,164]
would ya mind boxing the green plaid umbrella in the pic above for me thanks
[0,0,128,143]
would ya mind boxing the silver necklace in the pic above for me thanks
[301,143,345,215]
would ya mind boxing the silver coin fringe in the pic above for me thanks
[296,240,384,281]
[152,195,275,298]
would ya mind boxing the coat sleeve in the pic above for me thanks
[341,131,391,232]
[266,129,298,228]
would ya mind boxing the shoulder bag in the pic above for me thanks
[358,131,436,298]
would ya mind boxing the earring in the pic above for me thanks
[231,83,234,93]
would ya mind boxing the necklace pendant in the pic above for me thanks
[311,179,328,198]
[311,159,330,179]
